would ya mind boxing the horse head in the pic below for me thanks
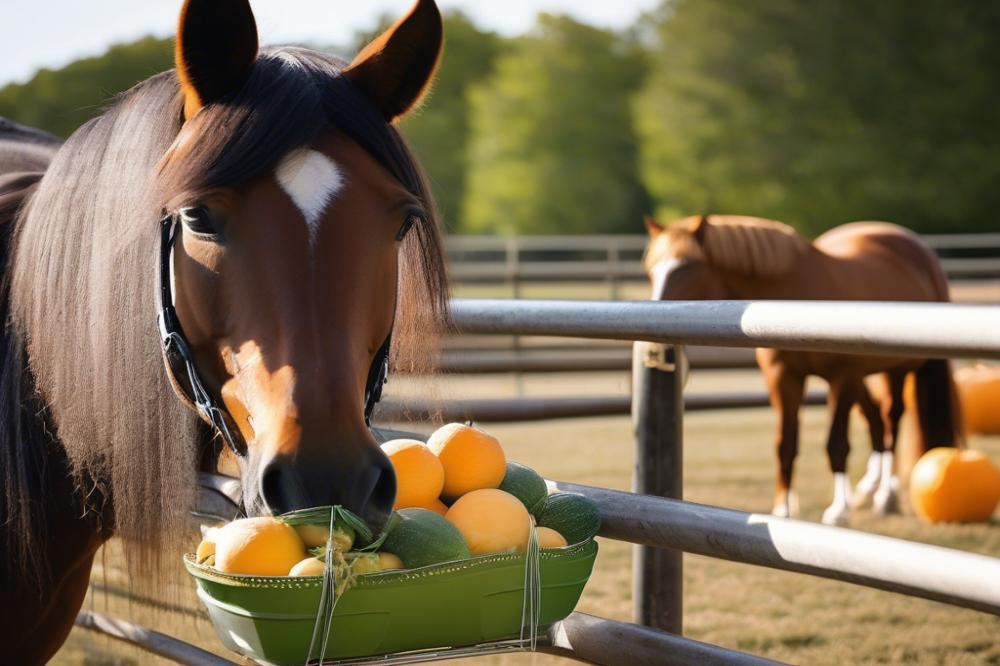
[160,0,446,529]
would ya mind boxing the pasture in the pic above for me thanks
[58,367,1000,665]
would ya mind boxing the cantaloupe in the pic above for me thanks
[381,439,445,509]
[382,508,470,568]
[417,498,449,516]
[536,526,568,549]
[534,493,601,545]
[427,423,506,500]
[214,517,307,576]
[446,489,531,555]
[499,462,548,513]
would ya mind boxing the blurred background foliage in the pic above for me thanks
[2,1,999,236]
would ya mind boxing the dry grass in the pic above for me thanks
[56,370,1000,665]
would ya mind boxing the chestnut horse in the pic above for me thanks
[644,215,961,526]
[0,0,449,662]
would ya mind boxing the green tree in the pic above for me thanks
[0,37,174,139]
[463,15,650,235]
[398,12,504,231]
[636,0,1000,235]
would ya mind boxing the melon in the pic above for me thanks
[446,489,531,555]
[427,423,506,499]
[534,493,601,545]
[499,462,548,513]
[536,526,568,549]
[381,439,445,509]
[214,517,307,576]
[288,557,326,577]
[382,508,470,569]
[910,448,1000,523]
[294,524,356,551]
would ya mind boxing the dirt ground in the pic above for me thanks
[55,364,1000,666]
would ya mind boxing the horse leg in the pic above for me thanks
[873,370,907,515]
[852,377,886,509]
[822,377,859,526]
[767,368,806,518]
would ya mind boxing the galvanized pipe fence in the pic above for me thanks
[77,298,1000,665]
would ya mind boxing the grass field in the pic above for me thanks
[56,369,1000,665]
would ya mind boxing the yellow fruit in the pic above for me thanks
[536,526,568,549]
[910,448,1000,523]
[196,537,216,564]
[418,498,449,516]
[381,439,446,509]
[294,524,355,551]
[214,517,306,576]
[956,365,1000,435]
[446,488,530,555]
[427,423,506,500]
[288,557,326,577]
[378,552,404,570]
[352,553,383,575]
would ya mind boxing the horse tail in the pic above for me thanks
[913,358,964,454]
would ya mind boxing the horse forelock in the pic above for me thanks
[4,47,449,595]
[699,215,809,278]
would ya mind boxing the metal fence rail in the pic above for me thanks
[451,299,1000,359]
[551,481,1000,616]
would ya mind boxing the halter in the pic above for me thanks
[155,213,391,458]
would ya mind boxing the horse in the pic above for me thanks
[0,0,449,662]
[643,214,962,526]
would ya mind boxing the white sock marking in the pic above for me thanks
[275,148,344,247]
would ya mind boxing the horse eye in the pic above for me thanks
[396,209,421,241]
[180,206,218,237]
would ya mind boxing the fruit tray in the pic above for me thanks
[184,538,597,665]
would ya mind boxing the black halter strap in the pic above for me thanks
[156,214,392,458]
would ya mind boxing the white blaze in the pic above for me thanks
[650,257,684,300]
[275,148,344,247]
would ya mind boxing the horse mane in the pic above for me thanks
[2,48,449,592]
[695,215,809,278]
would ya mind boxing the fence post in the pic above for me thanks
[632,341,684,634]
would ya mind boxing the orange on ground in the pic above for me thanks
[381,439,445,509]
[956,365,1000,435]
[427,423,506,500]
[910,448,1000,523]
[446,488,530,555]
[214,517,306,576]
[536,526,568,549]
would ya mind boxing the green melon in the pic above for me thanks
[534,493,601,545]
[498,462,548,513]
[382,508,470,569]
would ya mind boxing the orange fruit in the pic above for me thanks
[910,448,1000,523]
[536,526,568,549]
[381,439,445,509]
[446,488,530,555]
[418,498,449,516]
[427,423,506,500]
[214,517,306,576]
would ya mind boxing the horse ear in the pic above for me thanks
[345,0,443,122]
[692,214,711,244]
[175,0,259,120]
[644,215,664,237]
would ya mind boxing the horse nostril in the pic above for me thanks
[260,458,297,516]
[364,456,397,531]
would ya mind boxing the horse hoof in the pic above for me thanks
[873,489,900,515]
[852,486,876,510]
[821,506,850,527]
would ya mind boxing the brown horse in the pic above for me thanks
[0,0,449,662]
[643,214,961,526]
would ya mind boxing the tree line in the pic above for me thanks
[2,1,998,236]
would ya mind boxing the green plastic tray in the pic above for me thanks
[185,539,597,665]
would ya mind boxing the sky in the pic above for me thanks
[1,0,661,86]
